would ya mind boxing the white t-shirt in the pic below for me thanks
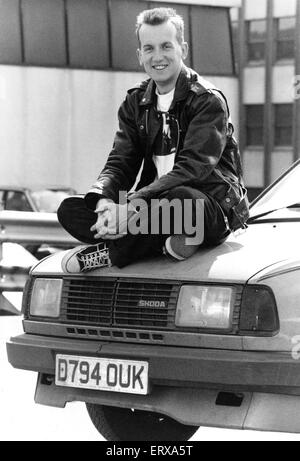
[156,88,175,112]
[153,88,176,179]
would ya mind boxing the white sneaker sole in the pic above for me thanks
[61,245,88,273]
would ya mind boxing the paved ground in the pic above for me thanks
[1,315,299,441]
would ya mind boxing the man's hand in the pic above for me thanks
[90,198,115,239]
[90,199,136,240]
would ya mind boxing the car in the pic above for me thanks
[0,186,76,213]
[0,187,77,260]
[6,160,300,441]
[0,242,37,316]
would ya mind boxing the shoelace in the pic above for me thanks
[77,245,112,271]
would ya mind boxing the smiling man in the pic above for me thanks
[136,15,188,94]
[58,7,249,273]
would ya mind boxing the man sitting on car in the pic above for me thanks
[58,7,249,273]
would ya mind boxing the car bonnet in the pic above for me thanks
[30,221,300,284]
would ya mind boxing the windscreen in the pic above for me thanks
[250,161,300,218]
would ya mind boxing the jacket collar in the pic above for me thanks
[139,65,193,107]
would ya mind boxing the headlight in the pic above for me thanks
[29,278,63,318]
[175,285,234,329]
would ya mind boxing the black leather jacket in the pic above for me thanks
[86,66,249,231]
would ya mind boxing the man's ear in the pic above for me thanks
[181,42,189,61]
[136,49,143,66]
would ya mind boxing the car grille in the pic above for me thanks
[60,278,180,330]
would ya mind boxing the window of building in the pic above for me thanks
[110,0,149,71]
[22,0,67,66]
[0,0,22,64]
[191,6,234,75]
[245,105,264,146]
[67,0,110,69]
[275,17,295,61]
[274,104,293,146]
[246,19,266,62]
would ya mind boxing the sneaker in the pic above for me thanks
[163,235,200,261]
[61,243,112,273]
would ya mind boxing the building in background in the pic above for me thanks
[231,0,300,200]
[0,0,240,194]
[1,0,299,200]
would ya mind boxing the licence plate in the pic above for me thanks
[55,354,149,395]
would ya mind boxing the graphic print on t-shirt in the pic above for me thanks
[153,88,178,179]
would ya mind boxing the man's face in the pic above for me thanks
[137,20,188,94]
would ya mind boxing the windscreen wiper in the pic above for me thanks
[248,203,300,223]
[287,203,300,208]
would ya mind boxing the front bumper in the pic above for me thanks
[7,333,300,392]
[7,333,300,432]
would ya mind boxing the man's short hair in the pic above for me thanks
[136,7,185,46]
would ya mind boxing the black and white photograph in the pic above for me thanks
[1,0,300,444]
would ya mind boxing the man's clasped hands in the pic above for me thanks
[90,198,137,240]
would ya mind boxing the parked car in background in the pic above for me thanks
[6,160,300,441]
[0,242,37,316]
[0,187,76,259]
[0,186,76,213]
